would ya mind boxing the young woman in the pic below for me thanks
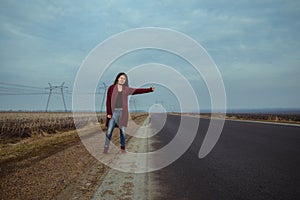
[103,72,155,153]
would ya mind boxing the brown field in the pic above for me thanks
[0,112,149,200]
[0,112,101,143]
[225,113,300,124]
[179,112,300,124]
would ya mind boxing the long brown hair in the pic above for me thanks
[113,72,129,86]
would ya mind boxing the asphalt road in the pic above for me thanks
[148,114,300,200]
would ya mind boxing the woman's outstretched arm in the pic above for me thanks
[127,86,155,95]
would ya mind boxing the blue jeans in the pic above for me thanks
[104,109,126,148]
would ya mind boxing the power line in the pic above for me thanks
[129,97,137,112]
[45,82,68,112]
[0,82,105,96]
[0,86,44,92]
[0,82,110,112]
[99,82,108,113]
[0,82,46,95]
[0,82,45,89]
[0,92,47,95]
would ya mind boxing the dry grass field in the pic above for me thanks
[180,112,300,124]
[0,112,148,200]
[226,113,300,123]
[0,112,98,143]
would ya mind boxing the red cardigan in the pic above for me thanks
[106,84,153,127]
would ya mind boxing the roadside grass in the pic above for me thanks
[0,113,148,166]
[176,113,300,124]
[0,129,79,165]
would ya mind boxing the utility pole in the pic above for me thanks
[99,82,108,113]
[170,104,176,113]
[45,82,68,112]
[129,97,137,113]
[45,83,52,112]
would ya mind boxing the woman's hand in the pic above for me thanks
[150,86,155,91]
[107,114,112,118]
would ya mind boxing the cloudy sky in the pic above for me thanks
[0,0,299,112]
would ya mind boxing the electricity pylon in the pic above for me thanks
[99,82,108,113]
[45,82,68,112]
[129,97,137,112]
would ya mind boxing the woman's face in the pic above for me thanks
[118,75,126,85]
